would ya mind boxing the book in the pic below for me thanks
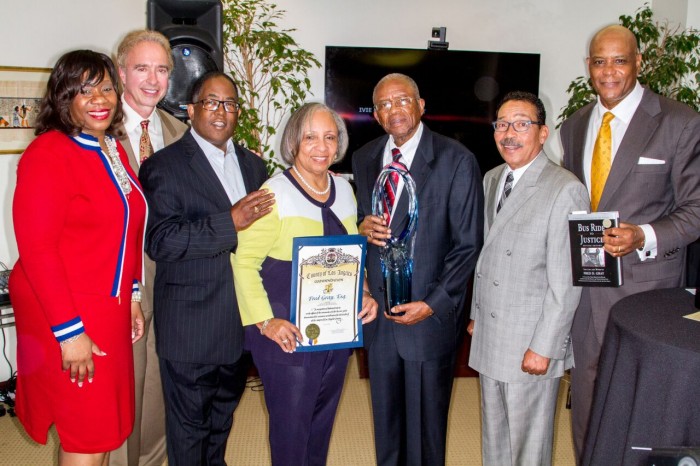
[568,211,622,287]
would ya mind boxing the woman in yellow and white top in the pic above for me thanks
[232,102,377,466]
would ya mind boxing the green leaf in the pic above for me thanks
[559,3,700,126]
[222,0,320,173]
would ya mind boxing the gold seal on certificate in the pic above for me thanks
[290,235,367,351]
[305,324,320,340]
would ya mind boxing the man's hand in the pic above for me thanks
[358,214,391,247]
[602,222,645,258]
[521,348,550,375]
[231,189,275,231]
[385,300,434,325]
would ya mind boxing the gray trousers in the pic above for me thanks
[479,374,561,466]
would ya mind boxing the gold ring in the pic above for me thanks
[254,205,259,214]
[369,231,373,239]
[617,246,621,253]
[281,339,289,344]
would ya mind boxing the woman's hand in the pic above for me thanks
[258,318,303,353]
[61,333,106,387]
[131,302,145,343]
[359,291,378,324]
[359,214,391,247]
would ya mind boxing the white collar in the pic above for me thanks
[121,97,159,132]
[594,81,644,124]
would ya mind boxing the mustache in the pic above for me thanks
[500,137,523,148]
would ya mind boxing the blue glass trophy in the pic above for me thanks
[371,165,418,316]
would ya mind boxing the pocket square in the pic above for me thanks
[638,157,665,165]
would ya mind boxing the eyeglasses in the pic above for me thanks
[492,120,542,132]
[196,99,240,113]
[373,96,415,112]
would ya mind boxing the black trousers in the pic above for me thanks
[159,354,250,466]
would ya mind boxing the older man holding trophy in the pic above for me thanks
[352,73,484,466]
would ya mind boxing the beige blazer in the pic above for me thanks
[116,108,188,318]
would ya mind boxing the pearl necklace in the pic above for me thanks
[104,136,132,195]
[292,165,331,196]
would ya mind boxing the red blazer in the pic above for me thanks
[12,130,146,332]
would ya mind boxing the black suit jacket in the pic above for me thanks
[139,130,268,364]
[352,125,484,361]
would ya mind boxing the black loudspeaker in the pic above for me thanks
[147,0,223,119]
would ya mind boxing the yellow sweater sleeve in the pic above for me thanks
[232,198,281,326]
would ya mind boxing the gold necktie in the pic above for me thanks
[590,112,614,211]
[139,119,154,164]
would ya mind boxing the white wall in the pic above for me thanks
[0,0,654,265]
[0,0,693,380]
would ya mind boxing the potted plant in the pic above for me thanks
[222,0,321,173]
[557,4,700,127]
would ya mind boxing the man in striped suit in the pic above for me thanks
[139,72,273,466]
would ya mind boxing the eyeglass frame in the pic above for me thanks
[195,98,241,113]
[491,120,543,132]
[373,96,416,112]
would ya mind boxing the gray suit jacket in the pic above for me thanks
[469,153,588,383]
[561,88,700,343]
[117,108,188,318]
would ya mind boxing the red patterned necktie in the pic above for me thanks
[383,148,409,224]
[139,119,154,164]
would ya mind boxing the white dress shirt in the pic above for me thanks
[583,81,656,260]
[495,155,538,217]
[381,122,424,218]
[191,129,246,205]
[121,98,167,165]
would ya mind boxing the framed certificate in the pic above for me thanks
[290,235,367,351]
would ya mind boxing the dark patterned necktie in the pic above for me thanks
[496,171,513,213]
[383,148,408,223]
[139,120,154,164]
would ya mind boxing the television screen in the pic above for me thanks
[324,46,540,176]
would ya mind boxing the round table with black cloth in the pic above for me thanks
[582,288,700,465]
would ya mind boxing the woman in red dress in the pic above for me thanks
[9,50,146,466]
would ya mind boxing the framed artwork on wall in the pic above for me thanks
[0,66,51,155]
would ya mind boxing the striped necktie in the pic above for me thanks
[590,112,614,211]
[383,148,408,223]
[496,171,513,213]
[139,119,154,164]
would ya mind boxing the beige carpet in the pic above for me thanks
[0,354,575,465]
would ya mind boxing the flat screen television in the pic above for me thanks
[324,46,540,176]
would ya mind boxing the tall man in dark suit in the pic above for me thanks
[469,92,588,466]
[560,25,700,460]
[352,73,483,465]
[111,29,188,466]
[139,71,274,466]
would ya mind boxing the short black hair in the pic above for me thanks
[496,91,546,124]
[189,71,239,103]
[35,49,123,136]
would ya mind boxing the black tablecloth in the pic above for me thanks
[582,288,700,465]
